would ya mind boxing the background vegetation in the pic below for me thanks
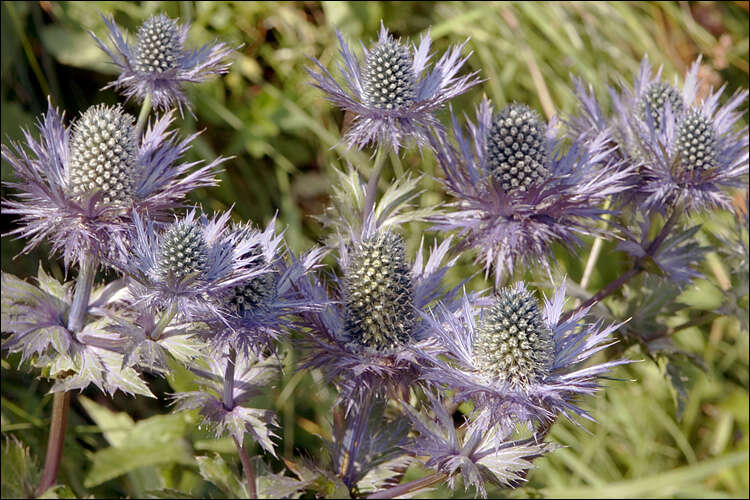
[1,1,748,498]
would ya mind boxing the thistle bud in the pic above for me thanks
[473,285,553,388]
[362,41,416,111]
[157,221,209,281]
[639,81,684,131]
[68,104,136,204]
[344,232,417,350]
[228,248,277,315]
[675,110,716,175]
[486,104,549,193]
[134,15,181,74]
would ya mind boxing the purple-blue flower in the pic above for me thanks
[308,22,480,151]
[119,208,272,322]
[401,395,553,498]
[91,13,237,113]
[423,282,628,429]
[431,97,631,286]
[568,56,748,213]
[1,101,222,268]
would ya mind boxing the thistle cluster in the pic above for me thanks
[2,11,748,500]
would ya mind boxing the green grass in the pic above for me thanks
[1,1,748,498]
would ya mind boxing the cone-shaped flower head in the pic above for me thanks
[486,104,549,193]
[308,22,480,151]
[157,219,209,281]
[1,101,222,268]
[362,41,416,111]
[227,247,278,316]
[343,231,417,351]
[674,109,716,175]
[91,13,237,113]
[134,15,181,74]
[638,81,684,132]
[473,286,553,388]
[68,104,136,203]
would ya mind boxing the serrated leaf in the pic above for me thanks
[78,396,135,448]
[35,264,71,302]
[1,436,40,499]
[196,453,248,499]
[84,440,195,488]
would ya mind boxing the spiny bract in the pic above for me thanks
[134,15,181,74]
[157,221,209,281]
[68,104,137,204]
[675,109,716,176]
[344,232,417,351]
[227,248,277,315]
[486,104,549,193]
[473,286,553,388]
[362,41,416,111]
[639,81,684,131]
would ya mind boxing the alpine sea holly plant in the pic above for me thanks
[1,6,747,500]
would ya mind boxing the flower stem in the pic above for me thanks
[35,391,70,497]
[223,347,236,411]
[233,436,257,499]
[366,472,448,499]
[362,147,388,226]
[68,255,98,334]
[134,93,152,138]
[580,200,612,290]
[562,207,681,323]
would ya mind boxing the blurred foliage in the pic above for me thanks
[1,1,748,498]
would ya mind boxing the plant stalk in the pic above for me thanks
[67,256,97,334]
[362,147,388,226]
[233,436,257,499]
[366,472,448,499]
[35,392,70,497]
[223,347,236,411]
[134,93,152,138]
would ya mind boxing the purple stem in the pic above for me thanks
[35,392,70,497]
[362,147,388,226]
[233,436,257,499]
[367,472,448,499]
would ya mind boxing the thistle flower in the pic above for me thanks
[568,56,748,213]
[402,395,553,498]
[171,346,279,455]
[308,22,480,151]
[431,97,631,286]
[120,208,271,322]
[1,101,222,268]
[423,282,627,429]
[298,222,461,401]
[197,220,327,355]
[91,14,237,113]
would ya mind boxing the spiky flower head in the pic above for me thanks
[343,232,417,351]
[134,15,181,74]
[473,286,553,388]
[431,97,631,286]
[91,13,237,113]
[486,104,549,193]
[157,219,209,281]
[308,22,480,151]
[121,209,267,321]
[68,104,136,203]
[422,283,628,429]
[567,56,748,213]
[226,247,277,316]
[638,81,684,132]
[362,41,416,110]
[1,102,222,269]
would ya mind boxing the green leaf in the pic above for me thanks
[196,453,248,499]
[39,25,114,73]
[37,484,77,499]
[144,488,195,499]
[1,436,40,499]
[78,395,135,448]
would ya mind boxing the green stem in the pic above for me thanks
[35,392,70,497]
[67,256,98,334]
[362,147,388,226]
[5,2,50,96]
[366,472,448,499]
[580,200,612,290]
[150,301,177,341]
[134,94,152,138]
[223,347,236,411]
[233,436,257,499]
